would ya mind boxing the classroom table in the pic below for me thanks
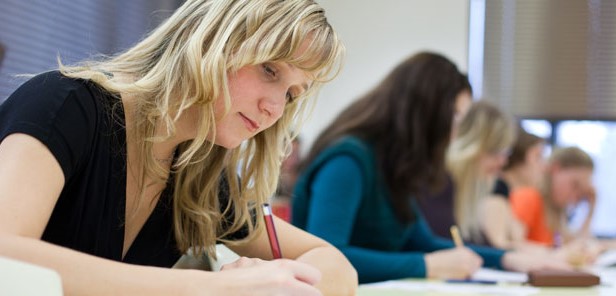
[0,256,63,296]
[357,267,616,296]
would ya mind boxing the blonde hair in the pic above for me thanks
[542,146,594,234]
[59,0,344,256]
[447,100,516,242]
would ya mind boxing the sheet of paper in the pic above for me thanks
[594,249,616,268]
[588,266,616,286]
[361,280,539,296]
[0,256,63,296]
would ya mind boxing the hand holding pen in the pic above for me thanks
[424,225,482,279]
[216,204,322,294]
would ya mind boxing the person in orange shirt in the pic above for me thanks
[510,187,555,245]
[483,125,548,250]
[510,146,603,265]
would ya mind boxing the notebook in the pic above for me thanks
[527,270,600,287]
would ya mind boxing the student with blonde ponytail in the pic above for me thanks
[446,101,517,244]
[0,0,356,295]
[420,101,518,245]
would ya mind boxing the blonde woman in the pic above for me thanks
[0,0,357,295]
[445,100,517,245]
[418,103,521,247]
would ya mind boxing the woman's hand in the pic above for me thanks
[228,216,357,296]
[574,184,597,238]
[424,247,483,279]
[199,257,323,296]
[579,185,597,206]
[555,238,605,267]
[501,250,573,273]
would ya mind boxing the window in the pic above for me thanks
[522,119,616,238]
[0,0,181,101]
[556,120,616,238]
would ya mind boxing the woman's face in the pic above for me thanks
[479,149,510,177]
[551,166,593,208]
[521,142,547,187]
[450,90,473,140]
[211,61,311,149]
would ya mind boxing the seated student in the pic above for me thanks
[494,125,547,198]
[511,146,609,265]
[0,1,357,295]
[419,100,517,246]
[484,125,548,250]
[292,52,570,284]
[510,147,601,251]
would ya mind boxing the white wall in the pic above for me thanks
[300,0,470,152]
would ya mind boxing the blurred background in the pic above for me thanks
[1,0,615,237]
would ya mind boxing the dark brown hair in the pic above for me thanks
[302,52,471,222]
[504,124,545,170]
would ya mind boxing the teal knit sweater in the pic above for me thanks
[292,136,504,283]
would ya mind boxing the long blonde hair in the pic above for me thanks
[542,146,594,234]
[447,100,516,242]
[59,0,344,256]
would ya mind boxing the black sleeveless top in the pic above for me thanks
[0,71,245,267]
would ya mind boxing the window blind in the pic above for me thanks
[481,0,616,120]
[0,0,181,101]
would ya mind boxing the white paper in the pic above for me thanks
[0,256,63,296]
[472,267,528,284]
[361,280,539,296]
[594,249,616,268]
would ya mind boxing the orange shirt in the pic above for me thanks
[509,187,554,246]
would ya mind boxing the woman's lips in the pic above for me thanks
[240,113,260,132]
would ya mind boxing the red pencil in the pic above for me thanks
[262,203,282,259]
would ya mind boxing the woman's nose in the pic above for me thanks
[260,92,286,120]
[497,155,508,167]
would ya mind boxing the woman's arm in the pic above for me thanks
[571,185,596,240]
[407,205,485,277]
[480,195,517,249]
[0,134,195,295]
[228,217,357,296]
[301,155,482,282]
[0,134,329,295]
[303,155,433,282]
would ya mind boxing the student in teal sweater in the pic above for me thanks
[292,52,571,283]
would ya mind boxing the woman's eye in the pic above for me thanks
[286,92,296,103]
[263,64,276,77]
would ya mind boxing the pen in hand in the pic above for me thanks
[262,203,282,259]
[448,225,484,281]
[450,225,464,248]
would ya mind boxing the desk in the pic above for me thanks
[357,267,616,296]
[0,256,63,296]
